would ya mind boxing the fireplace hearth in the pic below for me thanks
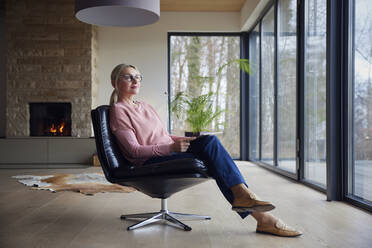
[29,103,72,137]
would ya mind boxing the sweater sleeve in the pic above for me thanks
[113,129,171,158]
[110,104,172,158]
[169,135,185,141]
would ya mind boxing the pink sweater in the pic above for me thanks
[109,101,179,166]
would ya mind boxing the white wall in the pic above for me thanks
[240,0,260,30]
[96,11,240,126]
[240,0,271,31]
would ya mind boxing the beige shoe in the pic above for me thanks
[256,219,302,237]
[232,191,275,212]
[232,199,275,212]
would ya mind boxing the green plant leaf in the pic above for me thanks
[216,58,252,75]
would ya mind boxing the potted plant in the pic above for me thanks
[170,59,251,137]
[171,91,224,137]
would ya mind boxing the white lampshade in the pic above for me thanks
[75,0,160,27]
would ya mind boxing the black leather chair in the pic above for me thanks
[91,105,211,231]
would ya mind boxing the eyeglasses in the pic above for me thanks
[119,74,143,82]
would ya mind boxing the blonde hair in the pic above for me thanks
[109,63,138,105]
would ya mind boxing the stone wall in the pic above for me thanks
[5,0,94,137]
[0,2,6,138]
[91,26,98,110]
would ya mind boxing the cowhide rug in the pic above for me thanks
[12,173,135,195]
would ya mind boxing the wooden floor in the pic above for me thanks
[0,162,371,248]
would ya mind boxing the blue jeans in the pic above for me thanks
[143,135,251,219]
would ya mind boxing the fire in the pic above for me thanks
[59,122,65,133]
[49,121,65,135]
[50,124,57,134]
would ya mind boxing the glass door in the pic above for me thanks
[303,0,327,187]
[348,0,372,205]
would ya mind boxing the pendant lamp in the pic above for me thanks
[75,0,160,27]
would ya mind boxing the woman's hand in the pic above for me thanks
[170,137,197,152]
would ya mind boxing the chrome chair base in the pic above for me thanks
[120,199,211,231]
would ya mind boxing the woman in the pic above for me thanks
[109,63,302,237]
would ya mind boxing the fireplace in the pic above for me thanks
[29,103,72,136]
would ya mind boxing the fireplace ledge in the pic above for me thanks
[0,137,96,168]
